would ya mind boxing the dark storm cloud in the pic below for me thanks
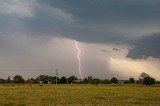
[1,0,160,38]
[126,33,160,59]
[2,0,160,42]
[40,0,160,43]
[45,0,160,58]
[0,0,160,79]
[46,0,160,21]
[0,0,160,59]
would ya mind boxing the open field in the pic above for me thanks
[0,84,160,106]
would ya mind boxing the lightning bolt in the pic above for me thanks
[75,41,83,80]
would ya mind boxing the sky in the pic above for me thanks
[0,0,160,80]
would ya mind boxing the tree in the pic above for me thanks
[33,78,39,84]
[138,72,149,84]
[83,78,89,83]
[54,76,60,84]
[36,75,48,84]
[101,79,110,84]
[129,78,135,84]
[88,76,93,84]
[6,76,11,83]
[13,75,25,84]
[143,77,156,86]
[26,78,34,84]
[124,80,129,84]
[157,81,160,84]
[110,77,118,84]
[47,76,59,84]
[35,75,59,84]
[60,76,67,84]
[92,78,100,85]
[68,75,77,83]
[82,76,93,84]
[0,78,5,84]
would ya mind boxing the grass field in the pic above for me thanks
[0,84,160,106]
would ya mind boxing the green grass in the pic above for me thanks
[0,84,160,106]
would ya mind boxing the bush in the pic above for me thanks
[60,76,67,84]
[124,80,129,84]
[129,78,135,84]
[110,77,118,84]
[68,75,77,84]
[143,77,156,86]
[101,79,110,84]
[92,78,100,85]
[83,78,88,83]
[13,75,25,84]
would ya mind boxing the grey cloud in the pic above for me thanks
[47,0,160,22]
[1,0,160,56]
[0,0,160,79]
[36,0,160,44]
[113,48,120,51]
[2,0,160,43]
[126,33,160,59]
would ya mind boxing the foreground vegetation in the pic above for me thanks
[0,84,160,106]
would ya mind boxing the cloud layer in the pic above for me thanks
[0,0,160,79]
[127,34,160,59]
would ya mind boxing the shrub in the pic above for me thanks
[110,77,118,84]
[143,77,156,86]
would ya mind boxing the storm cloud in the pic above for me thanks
[0,0,160,79]
[127,33,160,59]
[1,0,160,42]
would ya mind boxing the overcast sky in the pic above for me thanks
[0,0,160,80]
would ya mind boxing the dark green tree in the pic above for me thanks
[6,76,11,83]
[101,79,110,84]
[47,76,54,83]
[124,80,129,84]
[48,76,60,84]
[143,77,156,86]
[26,78,34,83]
[60,76,67,84]
[129,78,135,84]
[68,75,78,83]
[88,75,93,84]
[37,75,48,84]
[34,75,60,84]
[110,77,118,84]
[92,78,100,85]
[83,78,89,83]
[157,81,160,84]
[33,78,39,84]
[13,75,25,84]
[0,78,5,83]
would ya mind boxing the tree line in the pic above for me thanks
[0,72,158,86]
